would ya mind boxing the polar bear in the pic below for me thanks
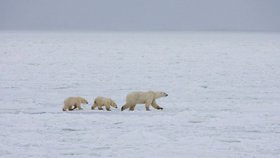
[91,97,118,111]
[62,97,88,111]
[121,91,168,111]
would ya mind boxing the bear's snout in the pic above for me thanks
[165,93,168,97]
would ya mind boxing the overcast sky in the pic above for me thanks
[1,0,280,31]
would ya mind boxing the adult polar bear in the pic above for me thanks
[121,91,168,111]
[62,97,88,111]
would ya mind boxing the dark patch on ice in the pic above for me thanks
[0,111,54,115]
[2,86,19,89]
[28,112,48,114]
[113,122,123,125]
[189,120,203,124]
[62,153,82,156]
[22,144,40,147]
[206,115,217,118]
[116,51,124,55]
[53,83,80,90]
[219,139,241,143]
[27,63,40,66]
[93,147,110,150]
[244,130,261,133]
[216,73,226,76]
[53,86,73,89]
[225,97,234,100]
[89,153,101,156]
[221,109,233,112]
[61,128,80,132]
[119,88,134,91]
[201,85,208,88]
[0,150,12,156]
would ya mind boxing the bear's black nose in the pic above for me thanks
[166,94,168,96]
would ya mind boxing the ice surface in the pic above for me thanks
[0,31,280,158]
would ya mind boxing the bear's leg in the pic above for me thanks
[76,103,83,110]
[145,99,153,111]
[145,103,151,111]
[69,104,77,111]
[62,104,68,111]
[151,100,163,110]
[129,104,136,111]
[105,104,111,111]
[91,103,98,110]
[121,103,130,111]
[98,104,104,110]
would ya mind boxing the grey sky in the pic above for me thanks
[1,0,280,31]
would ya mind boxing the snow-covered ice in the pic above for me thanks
[0,31,280,158]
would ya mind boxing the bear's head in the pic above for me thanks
[110,100,118,108]
[155,91,168,99]
[79,97,88,104]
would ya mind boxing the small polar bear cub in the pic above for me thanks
[121,91,168,111]
[62,97,88,111]
[91,97,118,111]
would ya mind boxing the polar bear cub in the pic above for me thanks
[121,91,168,111]
[91,96,118,111]
[62,97,88,111]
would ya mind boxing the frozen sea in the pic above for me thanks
[0,31,280,158]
